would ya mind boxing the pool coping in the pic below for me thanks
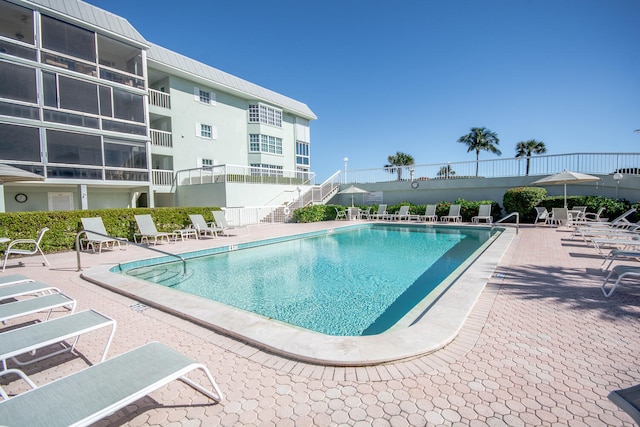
[81,223,516,366]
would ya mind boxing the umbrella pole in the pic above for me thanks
[564,183,567,208]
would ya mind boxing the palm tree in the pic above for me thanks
[384,152,414,181]
[437,164,455,179]
[457,127,501,176]
[515,139,547,176]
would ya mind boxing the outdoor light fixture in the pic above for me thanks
[343,157,348,184]
[614,172,623,198]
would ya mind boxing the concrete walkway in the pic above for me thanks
[1,222,638,426]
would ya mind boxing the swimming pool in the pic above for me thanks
[82,222,515,365]
[121,225,493,336]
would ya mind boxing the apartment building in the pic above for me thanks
[0,0,316,212]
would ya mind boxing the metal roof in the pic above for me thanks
[24,0,148,46]
[147,43,317,120]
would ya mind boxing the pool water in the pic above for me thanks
[122,224,494,336]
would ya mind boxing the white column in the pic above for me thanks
[79,184,88,210]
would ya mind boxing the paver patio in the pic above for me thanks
[0,222,638,426]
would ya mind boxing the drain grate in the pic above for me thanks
[129,302,148,312]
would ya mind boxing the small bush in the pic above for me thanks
[293,205,338,223]
[503,187,548,222]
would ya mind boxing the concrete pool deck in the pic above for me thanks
[1,220,639,425]
[82,223,515,365]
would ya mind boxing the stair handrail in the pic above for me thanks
[493,212,519,234]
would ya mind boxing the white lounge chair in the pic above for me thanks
[0,342,223,426]
[472,204,493,224]
[370,204,388,220]
[423,204,438,222]
[2,228,50,272]
[134,214,176,245]
[212,211,248,236]
[390,206,412,221]
[441,204,462,223]
[80,217,126,253]
[579,208,636,228]
[188,214,222,238]
[534,207,550,225]
[334,207,346,220]
[0,274,34,287]
[608,383,640,424]
[592,233,640,256]
[600,249,640,272]
[601,265,640,297]
[582,206,606,222]
[360,207,372,220]
[0,309,115,372]
[0,281,59,302]
[0,293,75,324]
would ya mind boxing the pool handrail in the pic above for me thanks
[494,212,519,234]
[75,231,187,274]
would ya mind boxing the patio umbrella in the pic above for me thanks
[0,164,45,183]
[532,170,600,207]
[338,185,368,207]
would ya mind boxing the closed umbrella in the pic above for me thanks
[0,164,45,183]
[338,185,368,207]
[532,170,600,207]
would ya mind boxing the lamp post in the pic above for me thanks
[296,186,302,208]
[343,157,348,184]
[614,172,623,199]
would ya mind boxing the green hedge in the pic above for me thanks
[502,187,639,223]
[0,207,221,253]
[294,200,503,223]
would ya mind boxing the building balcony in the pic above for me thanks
[152,169,173,187]
[149,88,170,109]
[150,129,172,148]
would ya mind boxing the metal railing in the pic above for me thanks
[148,88,171,109]
[75,231,187,274]
[150,129,172,147]
[152,169,173,186]
[175,164,315,187]
[344,152,640,184]
[494,212,519,234]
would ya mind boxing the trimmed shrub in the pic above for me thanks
[503,187,548,222]
[0,207,218,253]
[293,205,338,223]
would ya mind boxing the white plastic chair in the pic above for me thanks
[534,207,549,225]
[2,227,50,272]
[472,204,493,224]
[334,208,346,220]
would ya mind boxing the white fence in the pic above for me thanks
[175,164,315,187]
[345,152,640,184]
[223,206,287,225]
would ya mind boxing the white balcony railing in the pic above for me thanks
[175,164,315,187]
[148,88,170,109]
[150,129,172,148]
[344,152,640,184]
[152,169,173,186]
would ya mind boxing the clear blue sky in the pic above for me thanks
[86,0,639,180]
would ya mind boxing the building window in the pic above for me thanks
[249,134,282,154]
[194,87,216,105]
[248,103,282,128]
[0,61,37,103]
[296,141,310,166]
[196,123,217,140]
[41,15,96,63]
[201,158,213,167]
[0,123,41,161]
[250,164,283,176]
